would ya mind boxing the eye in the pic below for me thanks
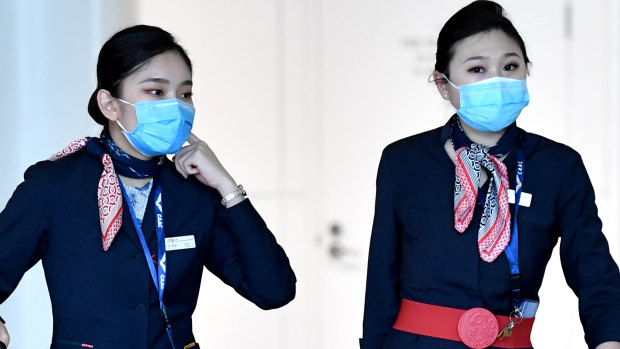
[503,62,520,71]
[147,89,164,96]
[468,66,485,74]
[180,92,193,99]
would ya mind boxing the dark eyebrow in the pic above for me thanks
[462,52,522,64]
[138,78,193,86]
[139,78,169,84]
[462,55,487,63]
[503,52,521,59]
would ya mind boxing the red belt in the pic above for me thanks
[393,299,535,348]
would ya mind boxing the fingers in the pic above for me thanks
[172,135,230,188]
[174,145,202,179]
[174,152,192,179]
[0,322,9,349]
[174,134,203,178]
[173,155,188,178]
[187,132,200,145]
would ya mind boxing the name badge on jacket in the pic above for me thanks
[165,235,196,251]
[508,189,532,207]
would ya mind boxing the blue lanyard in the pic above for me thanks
[119,177,176,349]
[505,140,525,309]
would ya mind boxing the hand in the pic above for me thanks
[173,133,239,197]
[0,321,9,348]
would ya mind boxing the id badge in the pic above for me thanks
[165,235,196,251]
[519,299,539,318]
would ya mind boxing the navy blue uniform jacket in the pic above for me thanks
[360,121,620,349]
[0,149,296,348]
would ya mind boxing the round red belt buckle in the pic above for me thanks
[457,307,499,348]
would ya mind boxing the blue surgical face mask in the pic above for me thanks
[443,75,530,132]
[116,98,195,156]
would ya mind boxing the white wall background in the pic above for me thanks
[0,0,619,348]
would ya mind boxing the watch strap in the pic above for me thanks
[221,185,246,206]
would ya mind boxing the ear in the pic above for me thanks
[432,71,450,100]
[97,89,121,121]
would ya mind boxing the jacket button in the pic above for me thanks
[135,253,144,262]
[135,304,146,314]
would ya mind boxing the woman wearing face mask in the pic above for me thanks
[0,25,296,349]
[360,1,620,349]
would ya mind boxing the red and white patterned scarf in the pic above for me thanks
[454,143,511,262]
[49,138,123,251]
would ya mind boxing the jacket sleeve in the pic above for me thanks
[202,198,296,310]
[360,148,401,349]
[0,164,50,304]
[558,152,620,348]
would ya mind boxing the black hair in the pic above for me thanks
[87,25,193,126]
[434,0,530,78]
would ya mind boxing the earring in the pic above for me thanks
[443,93,448,99]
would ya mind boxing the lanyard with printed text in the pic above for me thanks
[505,138,524,310]
[496,139,530,341]
[119,176,176,349]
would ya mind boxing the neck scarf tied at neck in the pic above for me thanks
[48,130,162,251]
[451,117,516,262]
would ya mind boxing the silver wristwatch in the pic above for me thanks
[221,184,246,206]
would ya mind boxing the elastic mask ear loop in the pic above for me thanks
[117,98,135,107]
[116,98,136,133]
[116,120,129,133]
[441,73,461,90]
[442,73,460,90]
[115,98,134,133]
